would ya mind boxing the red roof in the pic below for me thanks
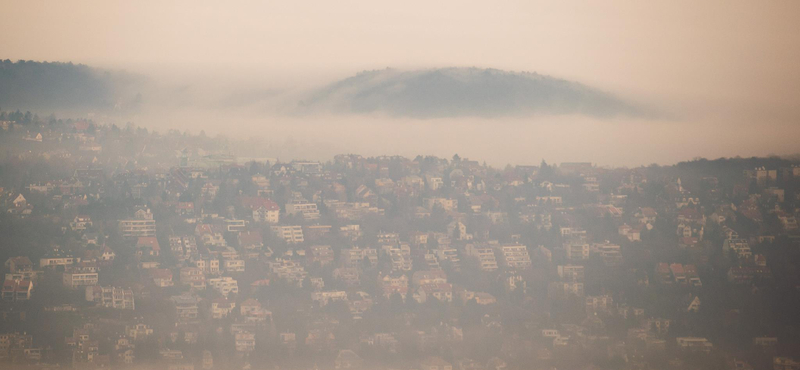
[148,268,172,279]
[176,202,194,210]
[73,121,91,131]
[2,279,32,292]
[240,197,279,211]
[251,279,270,287]
[137,237,161,252]
[238,231,263,247]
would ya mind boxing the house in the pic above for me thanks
[412,270,448,286]
[585,295,614,314]
[193,256,220,275]
[125,323,153,341]
[148,268,174,287]
[271,225,305,244]
[240,298,272,324]
[222,257,246,273]
[379,274,409,299]
[687,296,701,312]
[8,194,32,216]
[340,247,378,268]
[285,201,320,220]
[234,329,256,352]
[558,265,585,282]
[447,221,470,240]
[170,236,197,261]
[459,290,497,305]
[180,267,206,289]
[136,237,161,257]
[333,268,361,287]
[171,293,201,322]
[119,208,156,237]
[63,267,99,289]
[727,266,772,284]
[85,286,135,309]
[414,283,453,303]
[311,291,348,306]
[426,175,444,191]
[386,244,413,272]
[5,256,32,272]
[269,259,308,285]
[494,244,532,269]
[40,249,77,269]
[307,245,335,266]
[238,231,264,252]
[636,207,658,224]
[465,244,498,271]
[195,224,227,247]
[424,197,458,211]
[670,263,687,284]
[1,279,33,301]
[115,336,135,364]
[724,238,752,259]
[208,276,239,297]
[565,243,590,260]
[70,215,93,231]
[99,246,116,263]
[210,298,236,319]
[618,224,642,242]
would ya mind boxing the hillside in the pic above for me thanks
[300,67,645,118]
[0,59,143,112]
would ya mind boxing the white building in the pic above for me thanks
[207,276,239,297]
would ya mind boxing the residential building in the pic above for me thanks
[85,286,135,309]
[271,225,305,244]
[119,208,156,237]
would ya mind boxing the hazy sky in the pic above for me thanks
[2,1,799,165]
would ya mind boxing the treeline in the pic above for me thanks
[0,59,142,112]
[0,109,92,128]
[676,156,798,184]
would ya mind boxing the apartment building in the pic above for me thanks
[208,276,239,297]
[271,225,305,244]
[63,268,99,289]
[339,247,378,268]
[465,244,499,271]
[119,208,156,237]
[494,244,531,269]
[285,201,320,220]
[85,286,135,309]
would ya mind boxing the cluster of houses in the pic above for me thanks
[1,120,800,370]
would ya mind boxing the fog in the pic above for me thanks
[121,94,800,168]
[3,0,800,166]
[4,3,800,370]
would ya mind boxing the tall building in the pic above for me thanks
[119,208,156,237]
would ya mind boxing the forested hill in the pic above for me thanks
[0,59,143,112]
[300,67,646,118]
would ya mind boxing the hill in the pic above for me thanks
[0,59,143,112]
[300,67,646,118]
